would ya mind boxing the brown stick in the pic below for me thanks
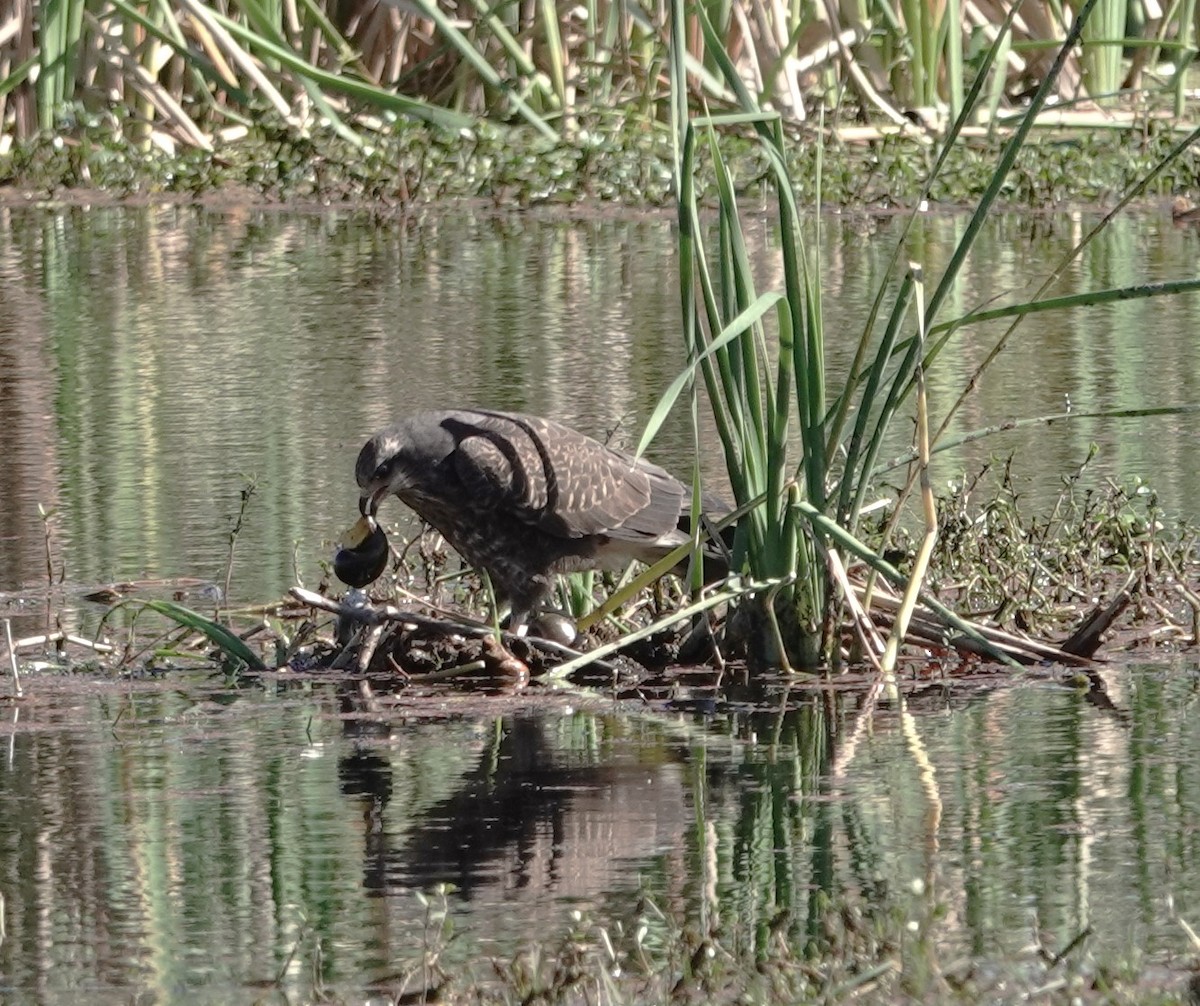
[1059,571,1137,657]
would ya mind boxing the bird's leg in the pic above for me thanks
[500,588,539,639]
[481,571,532,637]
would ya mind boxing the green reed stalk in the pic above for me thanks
[459,0,538,86]
[243,0,284,73]
[899,0,930,104]
[591,0,622,104]
[825,3,1024,503]
[293,0,361,67]
[37,0,85,127]
[843,0,1200,532]
[659,0,1187,670]
[407,0,558,138]
[204,5,476,131]
[667,0,831,665]
[537,0,568,114]
[942,0,964,118]
[10,0,1193,149]
[830,0,1099,534]
[1171,0,1196,116]
[1079,0,1127,102]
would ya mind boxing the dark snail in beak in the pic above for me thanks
[333,516,390,588]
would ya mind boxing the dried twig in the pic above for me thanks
[10,632,115,654]
[290,586,604,673]
[4,619,21,698]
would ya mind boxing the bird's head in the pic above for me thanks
[355,417,456,517]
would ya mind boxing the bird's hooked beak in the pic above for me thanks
[358,486,389,520]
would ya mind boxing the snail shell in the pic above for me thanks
[333,516,390,588]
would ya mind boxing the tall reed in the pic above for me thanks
[665,0,1200,670]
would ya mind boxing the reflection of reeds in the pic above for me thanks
[1,0,1194,150]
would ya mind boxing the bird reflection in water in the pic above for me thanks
[336,716,689,903]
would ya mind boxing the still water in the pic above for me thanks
[1,204,1200,1001]
[3,669,1200,1002]
[0,204,1198,609]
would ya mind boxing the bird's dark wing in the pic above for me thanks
[446,410,684,541]
[595,446,688,543]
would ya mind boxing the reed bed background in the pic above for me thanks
[0,0,1196,153]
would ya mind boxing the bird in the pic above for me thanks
[352,408,725,631]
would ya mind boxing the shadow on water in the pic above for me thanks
[341,716,693,901]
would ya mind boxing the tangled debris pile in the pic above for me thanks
[2,471,1194,691]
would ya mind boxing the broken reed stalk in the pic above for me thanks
[547,577,785,680]
[222,476,257,616]
[827,547,886,667]
[880,265,936,677]
[4,618,21,698]
[9,631,114,654]
[38,503,55,586]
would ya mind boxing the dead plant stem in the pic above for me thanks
[4,619,21,698]
[881,266,938,677]
[222,476,257,617]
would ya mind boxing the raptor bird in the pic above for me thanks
[352,408,723,630]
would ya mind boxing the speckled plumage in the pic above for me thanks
[355,409,703,627]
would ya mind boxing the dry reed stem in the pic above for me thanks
[177,0,294,121]
[827,547,887,664]
[3,0,1187,144]
[187,15,241,89]
[816,0,926,134]
[91,15,211,149]
[9,631,114,654]
[4,619,21,698]
[881,265,937,676]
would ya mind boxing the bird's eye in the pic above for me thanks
[373,460,393,482]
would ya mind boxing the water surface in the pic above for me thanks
[1,668,1198,1002]
[0,204,1198,616]
[1,204,1199,1002]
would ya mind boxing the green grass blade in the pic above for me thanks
[836,271,915,526]
[292,0,361,68]
[405,0,558,138]
[136,600,267,670]
[205,5,478,131]
[932,278,1200,334]
[0,56,37,100]
[637,291,785,456]
[825,0,1025,461]
[878,404,1200,474]
[924,0,1103,329]
[463,0,539,78]
[920,124,1200,441]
